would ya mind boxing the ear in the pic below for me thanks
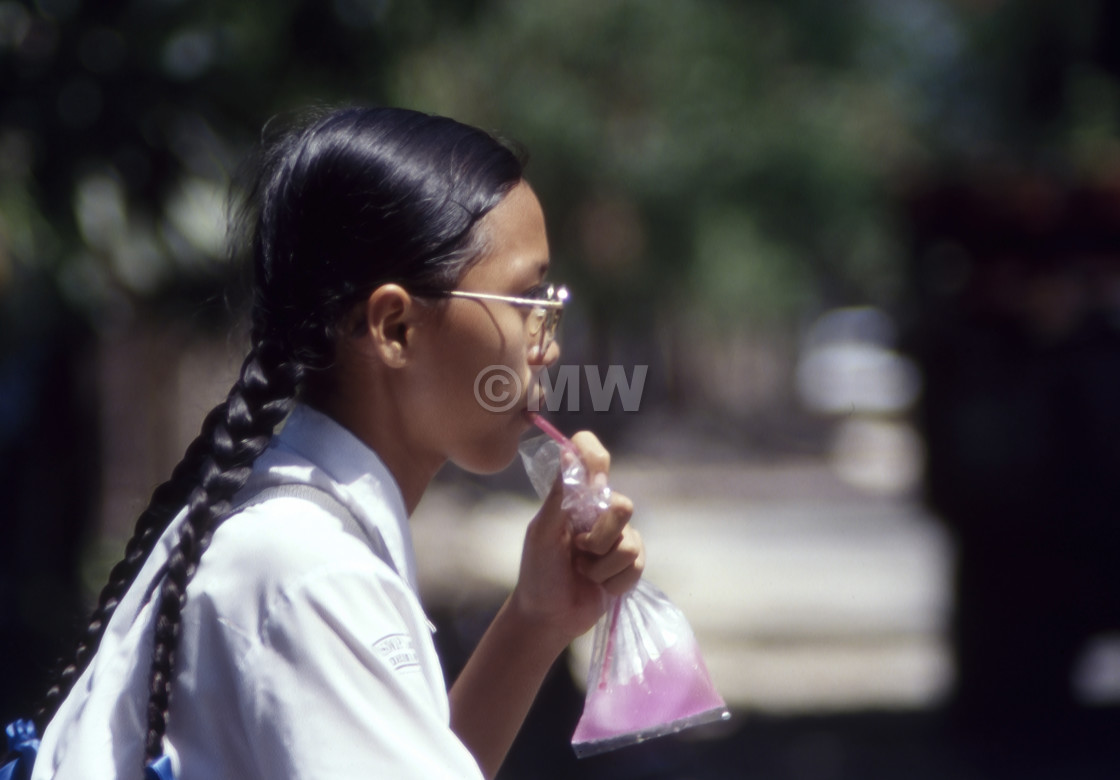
[358,284,422,368]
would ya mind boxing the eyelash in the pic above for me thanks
[522,283,548,300]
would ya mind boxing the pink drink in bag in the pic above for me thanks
[520,417,730,757]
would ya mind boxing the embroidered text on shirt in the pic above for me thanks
[372,633,420,672]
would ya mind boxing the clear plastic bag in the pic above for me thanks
[519,426,730,757]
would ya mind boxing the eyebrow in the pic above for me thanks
[507,257,549,291]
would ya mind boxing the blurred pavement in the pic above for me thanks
[413,456,953,714]
[412,451,1120,779]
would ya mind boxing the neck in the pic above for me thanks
[311,376,444,516]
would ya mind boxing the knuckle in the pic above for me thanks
[628,526,642,545]
[633,556,645,577]
[611,493,634,520]
[586,535,615,556]
[622,538,642,564]
[571,431,610,472]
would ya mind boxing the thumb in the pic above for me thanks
[527,471,569,542]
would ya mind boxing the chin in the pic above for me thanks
[454,450,519,476]
[453,420,524,475]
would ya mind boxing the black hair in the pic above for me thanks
[38,106,524,769]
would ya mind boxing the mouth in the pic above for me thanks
[523,375,545,415]
[520,401,539,422]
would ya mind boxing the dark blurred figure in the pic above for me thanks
[907,175,1120,776]
[0,266,98,725]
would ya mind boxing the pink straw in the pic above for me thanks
[530,413,578,452]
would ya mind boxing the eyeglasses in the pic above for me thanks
[428,284,568,356]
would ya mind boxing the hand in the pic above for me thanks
[510,431,645,647]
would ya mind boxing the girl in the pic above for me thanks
[30,107,643,779]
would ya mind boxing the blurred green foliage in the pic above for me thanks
[2,0,1120,335]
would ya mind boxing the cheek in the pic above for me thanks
[414,310,530,419]
[448,308,529,378]
[405,366,525,474]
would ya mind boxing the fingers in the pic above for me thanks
[575,491,633,555]
[569,430,610,479]
[553,430,647,596]
[601,556,645,596]
[573,489,643,596]
[576,526,644,596]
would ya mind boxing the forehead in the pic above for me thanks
[459,181,550,290]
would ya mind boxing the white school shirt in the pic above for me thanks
[33,404,485,780]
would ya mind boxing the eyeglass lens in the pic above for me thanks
[527,315,555,353]
[527,286,564,354]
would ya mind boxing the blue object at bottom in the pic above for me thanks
[1,720,40,780]
[145,754,175,780]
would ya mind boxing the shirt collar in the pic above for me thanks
[271,403,419,591]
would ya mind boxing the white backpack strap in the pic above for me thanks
[231,484,399,576]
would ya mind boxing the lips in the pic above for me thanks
[525,390,542,413]
[524,372,546,414]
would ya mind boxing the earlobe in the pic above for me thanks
[362,284,416,368]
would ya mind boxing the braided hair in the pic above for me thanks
[39,107,524,770]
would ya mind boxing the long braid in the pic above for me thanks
[143,337,304,763]
[35,404,226,728]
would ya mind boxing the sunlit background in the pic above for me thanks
[3,1,1120,778]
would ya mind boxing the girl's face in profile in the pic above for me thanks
[406,181,559,473]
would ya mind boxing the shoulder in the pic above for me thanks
[223,495,382,570]
[188,495,410,635]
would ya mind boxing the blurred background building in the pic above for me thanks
[3,1,1120,777]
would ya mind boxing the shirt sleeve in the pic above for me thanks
[236,562,485,779]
